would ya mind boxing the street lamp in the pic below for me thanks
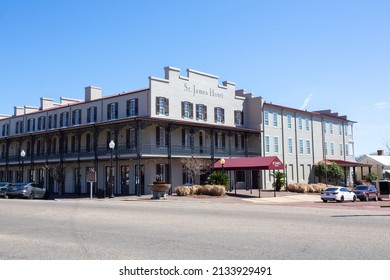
[285,161,288,191]
[20,150,26,182]
[220,158,225,173]
[109,140,115,198]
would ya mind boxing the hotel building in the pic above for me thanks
[0,66,356,196]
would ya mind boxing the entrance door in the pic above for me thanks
[121,165,130,195]
[135,164,145,195]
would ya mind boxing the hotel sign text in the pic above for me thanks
[184,83,224,98]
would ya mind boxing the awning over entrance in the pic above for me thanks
[320,159,371,168]
[213,156,285,171]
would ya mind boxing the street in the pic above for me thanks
[1,196,389,260]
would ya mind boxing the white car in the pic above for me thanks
[320,187,357,203]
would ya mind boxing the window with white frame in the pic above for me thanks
[274,136,279,154]
[305,118,310,132]
[107,102,118,120]
[15,121,23,134]
[273,112,278,127]
[2,124,9,136]
[126,129,136,149]
[38,116,46,131]
[182,129,191,149]
[287,115,292,129]
[215,132,225,149]
[181,101,193,119]
[345,144,349,156]
[306,140,311,155]
[87,106,97,123]
[214,107,225,123]
[323,121,327,134]
[298,117,303,131]
[234,110,243,126]
[72,109,82,126]
[196,104,207,121]
[288,138,293,154]
[265,136,270,153]
[60,112,69,127]
[156,126,166,148]
[49,114,57,129]
[156,97,169,116]
[127,98,139,117]
[340,143,343,156]
[299,139,304,155]
[338,124,342,136]
[324,142,328,156]
[344,125,348,136]
[330,142,334,156]
[264,111,269,126]
[27,118,35,132]
[330,123,333,135]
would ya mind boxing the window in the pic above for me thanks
[60,112,69,127]
[265,136,270,153]
[264,111,269,126]
[2,124,9,136]
[196,104,207,121]
[87,106,97,123]
[323,122,327,134]
[305,118,310,132]
[15,121,23,134]
[214,107,225,123]
[49,114,57,129]
[287,115,292,129]
[215,132,226,149]
[288,138,293,154]
[156,97,169,116]
[27,119,35,132]
[324,142,328,156]
[274,136,279,154]
[338,124,342,136]
[330,123,333,135]
[106,131,115,149]
[340,144,343,156]
[86,133,93,152]
[107,102,118,120]
[126,129,136,149]
[273,112,278,127]
[306,140,311,155]
[157,164,169,182]
[182,129,192,149]
[127,99,139,117]
[345,144,349,156]
[72,109,82,125]
[298,117,303,131]
[235,134,245,149]
[234,110,243,126]
[330,142,334,156]
[38,116,46,131]
[71,135,80,153]
[299,139,304,155]
[181,101,193,119]
[156,127,167,148]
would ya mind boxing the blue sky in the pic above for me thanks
[1,0,389,156]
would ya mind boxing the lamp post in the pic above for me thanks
[20,150,26,182]
[109,140,115,198]
[285,161,288,191]
[220,158,225,173]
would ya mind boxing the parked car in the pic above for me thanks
[353,185,379,201]
[0,182,10,198]
[320,187,357,203]
[6,182,49,199]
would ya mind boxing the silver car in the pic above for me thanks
[6,182,49,199]
[0,182,9,198]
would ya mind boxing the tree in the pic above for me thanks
[315,162,328,183]
[315,162,344,185]
[208,171,229,190]
[271,170,286,191]
[181,156,212,185]
[366,172,378,183]
[45,163,69,196]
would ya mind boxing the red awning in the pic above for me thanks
[320,159,371,168]
[213,156,285,171]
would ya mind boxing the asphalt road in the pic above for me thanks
[1,196,389,260]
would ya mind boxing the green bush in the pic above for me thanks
[208,172,229,190]
[175,185,226,196]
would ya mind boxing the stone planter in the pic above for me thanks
[149,181,171,199]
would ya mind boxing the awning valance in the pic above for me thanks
[213,156,285,171]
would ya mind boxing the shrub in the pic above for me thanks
[175,185,226,196]
[287,183,328,193]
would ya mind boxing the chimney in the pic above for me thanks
[377,150,384,156]
[85,86,102,102]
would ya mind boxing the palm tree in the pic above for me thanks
[271,171,286,191]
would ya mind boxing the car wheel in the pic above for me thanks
[43,191,50,200]
[352,195,356,202]
[28,192,34,199]
[374,195,378,202]
[322,199,327,203]
[365,196,369,202]
[337,196,344,203]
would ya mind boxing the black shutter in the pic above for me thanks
[94,107,97,122]
[87,108,91,123]
[165,127,169,147]
[107,104,110,120]
[214,107,217,123]
[60,113,63,127]
[222,133,226,148]
[182,129,185,146]
[204,105,207,121]
[165,98,169,116]
[181,102,184,118]
[156,97,160,114]
[221,108,225,124]
[115,102,118,119]
[235,134,238,148]
[135,99,138,116]
[72,111,75,125]
[196,104,199,120]
[190,103,193,119]
[126,100,130,117]
[156,126,160,147]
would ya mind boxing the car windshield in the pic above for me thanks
[354,186,368,190]
[324,188,338,192]
[0,182,7,187]
[10,183,28,187]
